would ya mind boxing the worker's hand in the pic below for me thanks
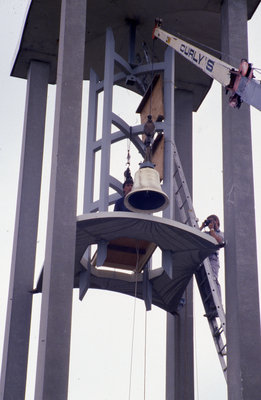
[208,220,215,231]
[199,221,205,230]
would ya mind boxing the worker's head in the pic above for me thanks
[207,214,220,230]
[123,178,133,195]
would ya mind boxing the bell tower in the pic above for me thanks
[1,1,261,400]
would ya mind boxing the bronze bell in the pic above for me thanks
[124,115,169,213]
[124,165,169,213]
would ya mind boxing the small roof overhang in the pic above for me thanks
[34,212,222,315]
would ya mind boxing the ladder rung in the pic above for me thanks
[197,276,208,286]
[203,293,213,302]
[219,349,227,357]
[175,183,183,195]
[213,326,223,337]
[179,199,188,209]
[173,168,179,178]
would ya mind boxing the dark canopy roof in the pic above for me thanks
[11,0,260,110]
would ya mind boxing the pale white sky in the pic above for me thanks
[0,2,261,399]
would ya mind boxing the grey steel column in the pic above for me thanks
[99,28,115,211]
[221,1,261,399]
[83,68,98,213]
[166,89,194,399]
[0,60,49,400]
[162,47,175,220]
[34,0,87,399]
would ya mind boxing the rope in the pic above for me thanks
[128,243,149,400]
[143,308,148,400]
[193,280,200,400]
[128,242,140,400]
[136,29,161,64]
[128,290,137,400]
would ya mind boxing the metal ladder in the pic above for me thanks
[172,141,227,380]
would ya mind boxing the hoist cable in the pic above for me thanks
[166,29,261,74]
[126,140,131,167]
[166,30,240,67]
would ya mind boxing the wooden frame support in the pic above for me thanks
[96,240,109,267]
[142,263,152,311]
[162,249,173,279]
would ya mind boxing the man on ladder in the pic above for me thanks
[200,214,225,318]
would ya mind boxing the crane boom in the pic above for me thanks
[153,25,233,87]
[153,21,261,111]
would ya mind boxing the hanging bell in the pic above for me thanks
[124,164,169,213]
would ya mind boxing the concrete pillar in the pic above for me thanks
[175,89,194,400]
[0,60,49,400]
[221,1,261,399]
[34,0,87,398]
[166,89,194,399]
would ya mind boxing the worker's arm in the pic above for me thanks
[209,229,224,244]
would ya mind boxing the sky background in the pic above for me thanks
[0,1,261,399]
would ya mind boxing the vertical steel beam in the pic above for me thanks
[0,60,49,400]
[221,1,261,399]
[34,0,87,398]
[128,19,137,67]
[83,68,98,213]
[162,47,175,220]
[99,28,115,211]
